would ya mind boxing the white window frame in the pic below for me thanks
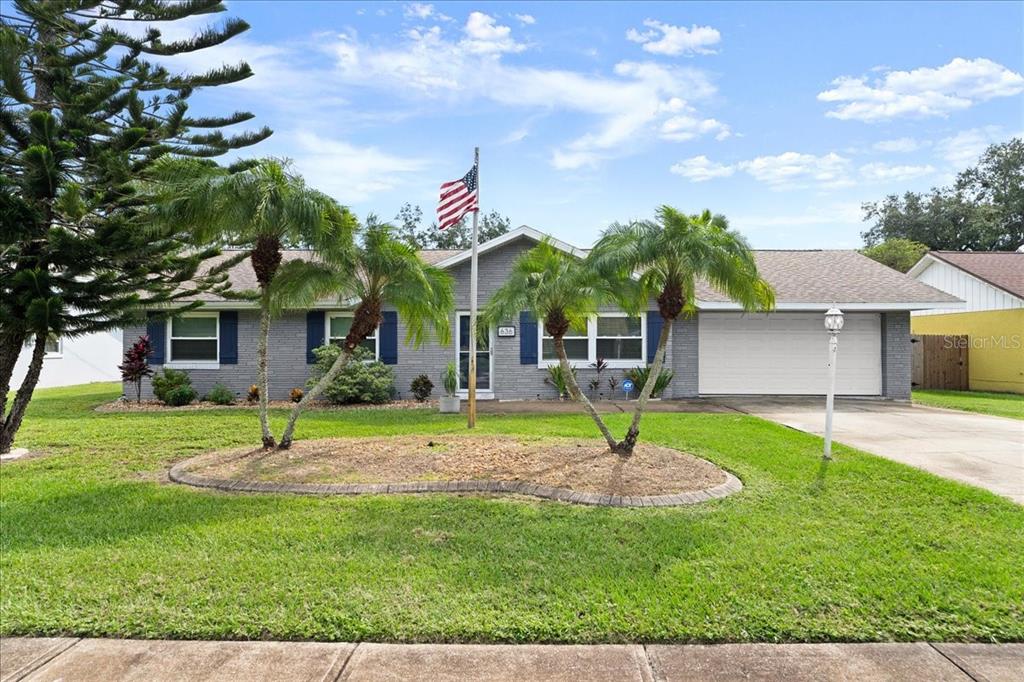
[326,312,380,360]
[44,335,62,359]
[455,311,495,398]
[538,312,647,369]
[166,312,220,369]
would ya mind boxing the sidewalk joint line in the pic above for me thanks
[328,642,359,682]
[8,637,82,682]
[928,642,986,682]
[641,643,663,682]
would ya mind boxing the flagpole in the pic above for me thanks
[467,146,479,429]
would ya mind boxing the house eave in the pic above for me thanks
[696,300,968,312]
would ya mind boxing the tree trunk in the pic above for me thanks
[0,331,25,422]
[552,335,620,452]
[617,316,672,455]
[0,332,46,454]
[256,290,275,448]
[277,347,355,449]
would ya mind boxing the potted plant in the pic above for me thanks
[439,362,460,413]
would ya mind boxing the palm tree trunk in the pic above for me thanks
[553,336,619,451]
[0,332,46,454]
[278,347,355,449]
[257,290,276,448]
[617,317,672,455]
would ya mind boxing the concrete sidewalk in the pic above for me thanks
[2,638,1021,681]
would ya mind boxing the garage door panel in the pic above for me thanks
[698,313,881,395]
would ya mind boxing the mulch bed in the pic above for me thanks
[96,399,432,413]
[181,435,729,497]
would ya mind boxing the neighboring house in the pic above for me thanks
[12,329,123,389]
[908,251,1024,394]
[122,226,960,402]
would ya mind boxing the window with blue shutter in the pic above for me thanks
[379,311,398,365]
[306,311,325,364]
[519,311,537,364]
[146,312,165,365]
[646,311,664,363]
[219,311,238,364]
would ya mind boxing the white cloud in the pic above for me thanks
[660,114,731,141]
[738,152,853,189]
[669,156,735,181]
[327,27,721,169]
[873,137,925,153]
[732,202,863,229]
[514,13,536,25]
[934,126,1013,167]
[404,3,435,19]
[859,162,935,182]
[289,131,429,202]
[626,19,721,56]
[462,11,526,54]
[818,58,1024,121]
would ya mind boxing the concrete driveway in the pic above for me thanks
[718,398,1024,504]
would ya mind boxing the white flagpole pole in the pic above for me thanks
[467,147,479,429]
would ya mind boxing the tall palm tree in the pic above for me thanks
[588,206,775,454]
[278,220,454,449]
[483,240,630,451]
[147,158,356,448]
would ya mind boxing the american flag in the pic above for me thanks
[437,164,478,230]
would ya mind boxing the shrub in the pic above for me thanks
[410,375,433,402]
[289,387,304,403]
[151,368,197,406]
[308,345,395,405]
[205,383,235,405]
[119,336,154,403]
[442,362,458,397]
[246,384,259,403]
[625,366,674,398]
[544,364,577,399]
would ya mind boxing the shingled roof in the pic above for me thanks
[924,251,1024,300]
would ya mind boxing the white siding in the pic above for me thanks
[913,259,1022,316]
[11,330,122,389]
[698,313,882,395]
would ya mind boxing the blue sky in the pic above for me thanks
[165,1,1022,248]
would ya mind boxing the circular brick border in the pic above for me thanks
[169,459,742,508]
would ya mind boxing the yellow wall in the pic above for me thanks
[912,309,1024,394]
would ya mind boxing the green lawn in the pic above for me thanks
[913,389,1024,420]
[2,383,1021,643]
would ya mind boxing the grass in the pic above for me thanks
[913,389,1024,420]
[1,383,1022,643]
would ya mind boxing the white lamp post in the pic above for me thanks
[823,307,844,461]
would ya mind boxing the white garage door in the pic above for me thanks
[698,313,882,395]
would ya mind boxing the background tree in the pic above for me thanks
[589,207,774,454]
[0,0,270,453]
[279,221,453,448]
[393,203,512,249]
[483,240,627,451]
[861,138,1023,251]
[148,158,356,448]
[119,335,154,404]
[861,238,929,272]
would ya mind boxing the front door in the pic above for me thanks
[457,313,492,392]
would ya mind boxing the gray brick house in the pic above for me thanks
[123,226,961,401]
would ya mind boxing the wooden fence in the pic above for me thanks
[911,334,969,390]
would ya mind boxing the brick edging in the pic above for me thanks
[168,460,742,508]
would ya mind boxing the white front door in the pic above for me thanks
[698,312,882,395]
[457,313,493,394]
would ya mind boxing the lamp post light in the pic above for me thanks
[823,307,845,461]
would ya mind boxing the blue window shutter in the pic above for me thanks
[147,312,165,365]
[379,311,398,365]
[219,311,238,364]
[306,311,324,364]
[646,311,663,364]
[520,312,537,365]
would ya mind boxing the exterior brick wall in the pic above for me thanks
[881,311,912,400]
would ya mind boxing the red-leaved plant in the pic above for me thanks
[119,336,154,403]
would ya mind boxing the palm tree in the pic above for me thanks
[588,206,775,454]
[278,219,454,449]
[147,158,356,448]
[483,240,629,451]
